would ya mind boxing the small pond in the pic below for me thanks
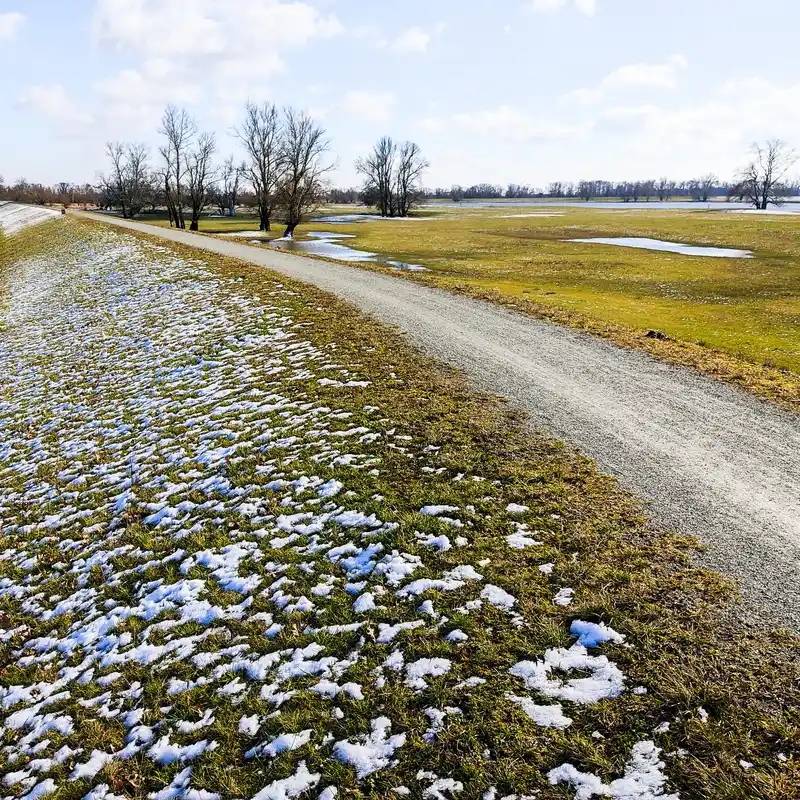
[564,237,753,258]
[270,231,427,271]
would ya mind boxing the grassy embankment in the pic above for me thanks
[144,206,800,407]
[0,218,797,799]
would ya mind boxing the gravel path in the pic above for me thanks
[75,213,800,629]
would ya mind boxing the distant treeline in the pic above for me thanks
[7,139,798,213]
[0,178,101,207]
[330,176,800,204]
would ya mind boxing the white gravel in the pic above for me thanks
[76,212,800,630]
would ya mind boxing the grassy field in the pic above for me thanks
[149,205,800,406]
[0,217,797,799]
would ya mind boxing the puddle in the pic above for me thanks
[270,232,427,271]
[219,230,273,238]
[312,214,385,224]
[565,237,752,258]
[498,213,565,218]
[312,214,431,224]
[722,208,799,216]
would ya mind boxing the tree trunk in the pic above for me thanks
[283,222,297,238]
[259,211,271,231]
[190,218,199,231]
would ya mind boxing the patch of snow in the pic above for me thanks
[509,645,625,704]
[548,740,678,799]
[251,762,321,800]
[405,658,452,691]
[570,620,625,648]
[332,717,407,779]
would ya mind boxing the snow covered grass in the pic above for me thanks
[0,219,797,800]
[0,202,61,236]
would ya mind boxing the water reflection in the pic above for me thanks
[270,232,427,271]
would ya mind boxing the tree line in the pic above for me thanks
[99,102,333,237]
[0,178,100,207]
[4,135,796,218]
[412,141,798,208]
[97,106,431,227]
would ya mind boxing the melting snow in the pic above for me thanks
[332,717,407,778]
[548,740,678,799]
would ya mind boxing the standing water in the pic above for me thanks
[565,237,753,258]
[270,231,427,271]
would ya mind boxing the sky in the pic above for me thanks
[3,0,800,190]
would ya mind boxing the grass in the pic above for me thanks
[0,217,797,799]
[134,211,282,236]
[154,205,800,408]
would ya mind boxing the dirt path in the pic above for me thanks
[75,213,800,629]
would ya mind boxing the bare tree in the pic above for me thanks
[125,143,152,217]
[56,182,74,205]
[160,105,196,228]
[355,137,427,217]
[655,177,674,201]
[276,108,332,238]
[217,156,243,216]
[697,173,717,202]
[101,142,129,217]
[395,141,429,217]
[156,150,177,226]
[236,101,282,231]
[737,139,797,210]
[577,180,593,201]
[356,137,396,217]
[100,142,152,218]
[186,132,216,230]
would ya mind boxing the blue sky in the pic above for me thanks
[3,0,800,189]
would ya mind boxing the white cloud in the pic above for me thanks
[414,76,800,186]
[92,0,341,59]
[391,26,431,53]
[574,0,597,15]
[564,54,688,104]
[389,23,445,54]
[528,0,567,11]
[604,54,688,89]
[420,105,585,142]
[527,0,596,16]
[0,11,25,40]
[87,0,343,127]
[17,84,94,135]
[565,78,800,181]
[342,90,396,123]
